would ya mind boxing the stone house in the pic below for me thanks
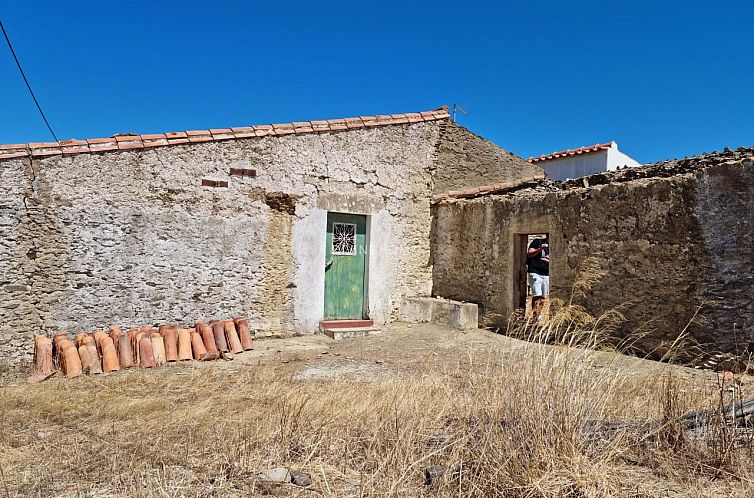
[1,106,751,366]
[0,107,542,363]
[529,141,642,180]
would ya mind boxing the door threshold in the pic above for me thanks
[319,319,374,329]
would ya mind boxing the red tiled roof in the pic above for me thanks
[0,107,450,161]
[528,142,614,163]
[431,174,546,203]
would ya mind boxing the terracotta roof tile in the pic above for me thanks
[0,107,450,161]
[89,141,120,152]
[28,141,59,148]
[272,123,295,136]
[59,139,87,146]
[390,114,410,124]
[0,150,28,159]
[344,117,364,129]
[141,138,168,148]
[187,135,213,143]
[405,112,423,123]
[253,125,273,137]
[293,122,314,134]
[87,137,116,145]
[114,135,140,142]
[327,119,347,131]
[529,142,614,163]
[61,145,90,155]
[31,147,62,158]
[230,126,254,137]
[117,140,144,150]
[0,143,26,150]
[209,129,235,140]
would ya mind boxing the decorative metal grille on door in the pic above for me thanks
[332,223,356,255]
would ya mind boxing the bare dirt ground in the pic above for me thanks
[2,324,753,497]
[218,323,743,390]
[0,323,740,388]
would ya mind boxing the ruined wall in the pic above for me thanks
[432,157,754,356]
[432,121,542,194]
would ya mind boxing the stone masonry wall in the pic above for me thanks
[0,118,537,364]
[432,121,542,194]
[0,123,435,363]
[432,155,753,357]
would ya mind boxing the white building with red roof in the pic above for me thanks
[528,141,642,180]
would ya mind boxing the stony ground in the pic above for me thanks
[220,323,744,389]
[2,324,753,497]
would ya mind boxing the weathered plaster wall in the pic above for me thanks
[0,118,538,363]
[0,123,439,362]
[539,149,611,180]
[432,158,754,357]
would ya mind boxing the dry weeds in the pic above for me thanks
[1,268,752,496]
[1,328,753,496]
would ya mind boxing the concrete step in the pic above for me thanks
[321,327,382,340]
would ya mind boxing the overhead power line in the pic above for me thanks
[0,18,59,142]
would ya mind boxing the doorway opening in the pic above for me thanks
[513,233,550,319]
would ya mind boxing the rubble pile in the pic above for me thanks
[27,318,254,382]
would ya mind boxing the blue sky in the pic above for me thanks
[1,1,752,163]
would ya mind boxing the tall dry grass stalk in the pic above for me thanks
[0,263,752,496]
[1,330,752,496]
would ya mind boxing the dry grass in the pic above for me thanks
[1,328,753,496]
[1,267,753,496]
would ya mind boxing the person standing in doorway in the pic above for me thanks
[527,236,550,321]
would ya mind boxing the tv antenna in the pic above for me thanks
[452,104,468,123]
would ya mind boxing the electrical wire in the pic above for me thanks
[0,18,59,142]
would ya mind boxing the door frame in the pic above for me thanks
[512,231,550,315]
[323,211,370,320]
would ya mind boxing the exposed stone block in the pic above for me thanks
[399,297,478,330]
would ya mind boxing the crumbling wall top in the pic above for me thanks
[432,145,754,203]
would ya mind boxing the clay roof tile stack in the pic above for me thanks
[27,316,255,383]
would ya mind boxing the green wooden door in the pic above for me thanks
[324,213,367,319]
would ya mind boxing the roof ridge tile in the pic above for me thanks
[529,142,614,163]
[0,108,450,160]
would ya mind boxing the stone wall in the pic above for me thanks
[432,121,540,194]
[0,118,536,363]
[432,152,754,357]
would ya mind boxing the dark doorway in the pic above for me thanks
[514,233,549,317]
